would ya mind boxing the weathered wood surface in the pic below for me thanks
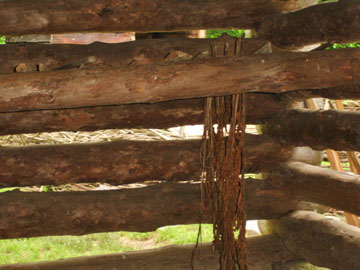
[272,260,329,270]
[0,235,300,270]
[1,48,360,112]
[0,94,286,135]
[274,211,360,270]
[0,181,314,239]
[1,89,360,135]
[258,0,360,48]
[0,135,292,188]
[0,37,270,75]
[263,108,360,151]
[0,0,316,35]
[281,85,360,102]
[270,162,360,216]
[6,32,135,45]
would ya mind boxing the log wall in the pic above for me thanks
[1,0,360,269]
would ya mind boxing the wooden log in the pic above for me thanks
[258,0,360,48]
[1,88,360,135]
[273,211,360,270]
[0,0,316,35]
[269,162,360,216]
[272,260,329,270]
[0,235,300,270]
[280,85,360,102]
[0,93,287,135]
[0,135,292,188]
[1,48,360,112]
[263,108,360,151]
[0,181,317,239]
[0,37,270,75]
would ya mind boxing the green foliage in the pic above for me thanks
[327,43,360,50]
[206,29,244,39]
[0,187,19,193]
[0,36,5,44]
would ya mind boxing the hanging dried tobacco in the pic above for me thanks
[192,36,248,270]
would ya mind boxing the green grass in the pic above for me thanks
[0,233,132,264]
[156,224,213,245]
[0,224,214,265]
[0,36,5,44]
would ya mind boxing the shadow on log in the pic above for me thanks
[258,0,360,48]
[0,94,286,135]
[263,109,360,151]
[1,49,360,112]
[0,235,299,270]
[0,0,316,35]
[0,135,292,188]
[269,162,360,216]
[273,211,360,270]
[0,181,318,239]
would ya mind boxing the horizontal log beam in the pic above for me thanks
[0,181,317,239]
[0,37,270,75]
[1,87,359,135]
[0,0,316,35]
[1,48,360,112]
[0,135,292,188]
[270,162,360,216]
[0,93,287,135]
[258,0,360,48]
[274,211,360,269]
[280,85,360,102]
[0,235,300,270]
[263,108,360,151]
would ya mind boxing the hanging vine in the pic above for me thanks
[193,36,248,270]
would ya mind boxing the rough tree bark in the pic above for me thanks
[0,93,287,135]
[0,235,300,270]
[280,85,360,102]
[0,135,292,188]
[0,182,319,239]
[258,0,360,48]
[263,108,360,151]
[273,211,360,270]
[0,37,270,75]
[0,0,316,35]
[1,48,360,112]
[269,162,360,216]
